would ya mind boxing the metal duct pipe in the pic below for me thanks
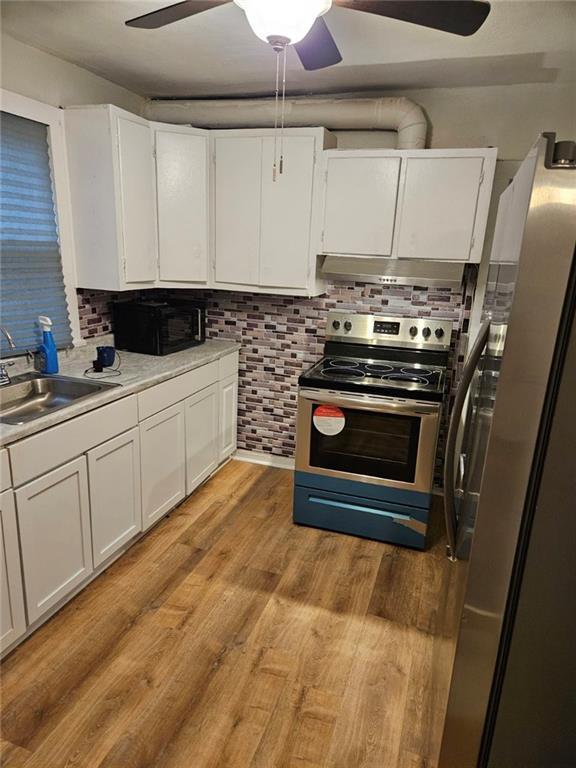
[147,95,428,149]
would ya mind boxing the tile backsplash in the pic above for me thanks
[77,269,476,485]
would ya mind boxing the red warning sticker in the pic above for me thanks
[313,405,346,436]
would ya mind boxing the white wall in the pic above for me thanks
[391,82,576,160]
[334,83,575,160]
[310,82,576,160]
[0,33,146,114]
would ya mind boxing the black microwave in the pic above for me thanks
[112,299,206,356]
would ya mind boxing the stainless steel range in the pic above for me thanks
[294,312,453,549]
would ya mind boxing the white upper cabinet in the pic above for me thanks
[214,136,262,286]
[117,115,158,283]
[322,153,401,256]
[154,124,210,285]
[212,128,335,296]
[321,148,496,263]
[393,151,496,262]
[259,135,316,289]
[66,105,158,291]
[491,147,538,264]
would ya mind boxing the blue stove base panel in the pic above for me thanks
[293,472,431,550]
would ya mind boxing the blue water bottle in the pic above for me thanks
[37,315,59,374]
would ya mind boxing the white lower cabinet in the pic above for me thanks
[140,402,186,531]
[0,490,26,652]
[88,428,142,567]
[2,354,239,655]
[185,384,219,495]
[16,457,93,624]
[219,374,238,462]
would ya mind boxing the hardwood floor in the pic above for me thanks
[1,460,458,768]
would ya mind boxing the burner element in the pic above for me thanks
[329,359,360,368]
[384,373,430,385]
[401,367,433,377]
[365,363,394,374]
[321,368,365,380]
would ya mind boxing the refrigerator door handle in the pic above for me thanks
[443,321,491,561]
[456,453,466,497]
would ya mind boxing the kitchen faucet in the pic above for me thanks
[0,325,17,386]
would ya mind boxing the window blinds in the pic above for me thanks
[0,110,72,357]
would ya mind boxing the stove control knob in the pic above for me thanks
[422,327,432,339]
[409,326,418,337]
[435,328,445,339]
[332,320,341,331]
[344,320,353,332]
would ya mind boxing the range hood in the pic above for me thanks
[321,256,465,288]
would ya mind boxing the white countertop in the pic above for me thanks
[0,339,240,447]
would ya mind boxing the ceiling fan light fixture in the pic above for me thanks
[234,0,332,45]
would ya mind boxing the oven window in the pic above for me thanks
[309,406,421,483]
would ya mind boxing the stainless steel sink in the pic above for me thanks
[0,372,120,425]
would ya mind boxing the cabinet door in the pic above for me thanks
[395,156,484,261]
[259,136,316,288]
[116,115,157,283]
[16,457,93,624]
[140,403,186,531]
[499,150,538,265]
[214,136,261,286]
[491,181,514,264]
[219,374,238,463]
[1,490,26,652]
[88,428,142,567]
[185,384,219,495]
[156,129,209,283]
[323,155,400,256]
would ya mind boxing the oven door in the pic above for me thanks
[296,389,441,494]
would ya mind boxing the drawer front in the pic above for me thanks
[138,361,218,421]
[218,351,239,380]
[9,396,138,487]
[0,449,11,492]
[293,484,428,550]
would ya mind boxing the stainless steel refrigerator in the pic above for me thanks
[438,132,576,767]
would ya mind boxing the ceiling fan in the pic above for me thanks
[125,1,492,71]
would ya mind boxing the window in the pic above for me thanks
[1,97,78,357]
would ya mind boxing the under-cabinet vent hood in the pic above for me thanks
[321,256,465,288]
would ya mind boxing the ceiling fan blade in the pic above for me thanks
[294,17,343,71]
[333,1,491,37]
[125,0,229,29]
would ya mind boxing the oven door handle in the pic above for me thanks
[298,389,440,416]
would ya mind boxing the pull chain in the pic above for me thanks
[273,49,280,182]
[279,43,287,176]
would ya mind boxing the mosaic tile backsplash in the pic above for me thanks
[77,269,476,486]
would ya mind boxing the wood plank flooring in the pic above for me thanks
[1,460,458,768]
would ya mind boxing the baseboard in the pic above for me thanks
[234,449,295,471]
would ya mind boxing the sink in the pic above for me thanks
[0,372,120,425]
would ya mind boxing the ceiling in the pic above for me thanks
[2,1,575,99]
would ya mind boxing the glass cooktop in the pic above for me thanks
[300,356,446,400]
